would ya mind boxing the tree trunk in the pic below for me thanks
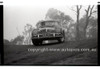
[76,10,80,41]
[76,23,80,40]
[83,17,89,38]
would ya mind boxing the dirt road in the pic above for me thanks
[4,38,98,65]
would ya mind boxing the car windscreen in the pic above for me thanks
[40,21,59,28]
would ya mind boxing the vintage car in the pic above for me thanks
[31,20,65,46]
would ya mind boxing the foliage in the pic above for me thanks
[79,16,97,39]
[10,35,24,45]
[45,8,73,23]
[45,8,75,41]
[70,5,97,40]
[22,24,33,45]
[4,39,11,45]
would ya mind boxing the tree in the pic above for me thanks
[86,17,97,38]
[66,23,76,41]
[45,8,74,40]
[4,39,11,45]
[76,5,82,40]
[79,15,97,39]
[79,15,87,39]
[11,35,24,45]
[45,8,73,23]
[71,5,82,40]
[83,5,97,38]
[23,24,33,45]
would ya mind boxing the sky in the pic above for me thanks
[3,0,98,41]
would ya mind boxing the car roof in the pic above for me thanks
[40,20,59,23]
[36,20,60,27]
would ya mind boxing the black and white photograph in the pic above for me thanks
[2,0,98,66]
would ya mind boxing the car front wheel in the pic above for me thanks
[58,37,65,43]
[32,39,42,46]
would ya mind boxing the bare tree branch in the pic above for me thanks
[83,5,96,38]
[89,5,95,18]
[92,10,97,13]
[85,5,90,12]
[87,5,91,11]
[91,5,94,11]
[79,5,82,10]
[70,8,77,13]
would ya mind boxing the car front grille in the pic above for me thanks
[32,33,63,38]
[55,33,62,36]
[38,33,62,38]
[39,33,54,37]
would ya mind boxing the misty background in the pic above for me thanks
[4,3,97,45]
[4,5,77,40]
[2,0,98,65]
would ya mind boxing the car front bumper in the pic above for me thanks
[32,33,64,40]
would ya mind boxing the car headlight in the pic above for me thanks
[55,33,62,36]
[33,35,38,36]
[32,34,38,37]
[33,29,38,34]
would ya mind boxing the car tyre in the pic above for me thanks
[58,37,65,43]
[32,39,40,46]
